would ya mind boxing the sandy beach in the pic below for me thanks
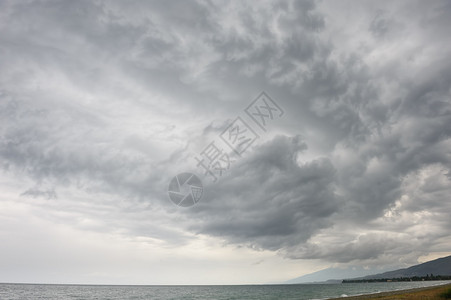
[329,282,451,300]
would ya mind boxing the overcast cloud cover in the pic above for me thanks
[1,0,451,284]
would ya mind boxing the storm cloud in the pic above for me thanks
[0,0,450,284]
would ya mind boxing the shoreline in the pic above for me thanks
[328,282,451,299]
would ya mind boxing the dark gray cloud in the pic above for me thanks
[1,0,451,283]
[189,135,339,251]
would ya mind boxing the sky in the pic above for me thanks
[0,0,451,285]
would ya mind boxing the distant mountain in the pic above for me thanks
[346,255,451,281]
[285,266,390,284]
[285,255,451,284]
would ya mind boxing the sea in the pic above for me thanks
[0,281,449,300]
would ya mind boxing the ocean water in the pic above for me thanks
[0,281,448,300]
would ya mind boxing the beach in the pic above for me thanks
[330,282,451,300]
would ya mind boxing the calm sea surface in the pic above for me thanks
[0,281,449,300]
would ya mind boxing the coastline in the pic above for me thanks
[328,282,451,299]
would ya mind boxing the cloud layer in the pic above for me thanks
[1,0,451,283]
